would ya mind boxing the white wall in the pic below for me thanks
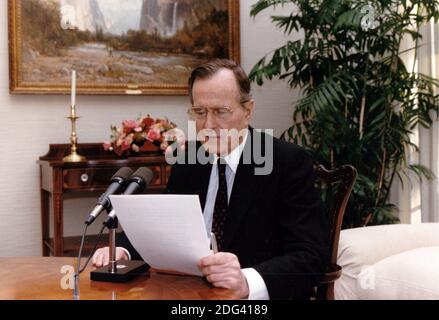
[0,0,299,256]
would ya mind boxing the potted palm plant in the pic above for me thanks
[250,0,439,227]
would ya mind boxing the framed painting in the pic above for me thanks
[8,0,240,95]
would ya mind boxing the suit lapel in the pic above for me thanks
[187,142,213,212]
[221,129,264,250]
[197,161,212,211]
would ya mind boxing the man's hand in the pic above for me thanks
[92,247,129,267]
[199,252,249,299]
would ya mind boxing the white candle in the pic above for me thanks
[71,70,76,106]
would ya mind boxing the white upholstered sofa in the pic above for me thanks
[335,223,439,299]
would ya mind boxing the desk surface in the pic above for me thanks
[0,258,236,300]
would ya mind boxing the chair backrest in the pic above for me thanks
[314,164,357,265]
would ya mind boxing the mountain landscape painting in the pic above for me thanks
[9,0,239,94]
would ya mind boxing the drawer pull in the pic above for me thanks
[80,173,89,183]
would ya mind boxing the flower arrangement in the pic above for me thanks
[103,115,177,156]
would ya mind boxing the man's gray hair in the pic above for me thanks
[188,59,252,105]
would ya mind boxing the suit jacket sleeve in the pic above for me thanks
[252,146,329,299]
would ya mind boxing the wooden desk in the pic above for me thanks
[38,143,170,257]
[0,257,235,300]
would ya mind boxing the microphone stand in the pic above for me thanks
[108,217,118,274]
[90,212,149,283]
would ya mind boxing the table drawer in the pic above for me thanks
[63,166,162,191]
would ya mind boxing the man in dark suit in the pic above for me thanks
[93,59,328,300]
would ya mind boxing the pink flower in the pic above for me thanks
[147,128,161,141]
[134,126,143,133]
[121,140,131,151]
[103,142,111,151]
[122,120,137,133]
[142,117,155,128]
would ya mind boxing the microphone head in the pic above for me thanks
[130,167,154,186]
[121,167,154,195]
[111,167,134,182]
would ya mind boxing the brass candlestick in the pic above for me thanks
[63,104,86,162]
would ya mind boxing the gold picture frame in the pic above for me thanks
[8,0,240,95]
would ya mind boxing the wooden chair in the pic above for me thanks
[314,164,357,300]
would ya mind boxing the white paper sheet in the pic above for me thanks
[109,194,211,276]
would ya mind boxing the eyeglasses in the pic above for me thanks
[187,106,235,121]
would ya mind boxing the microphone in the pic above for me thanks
[104,167,154,227]
[84,167,133,225]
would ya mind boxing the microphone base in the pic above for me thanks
[90,260,149,283]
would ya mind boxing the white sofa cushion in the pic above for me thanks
[335,223,439,299]
[357,246,439,300]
